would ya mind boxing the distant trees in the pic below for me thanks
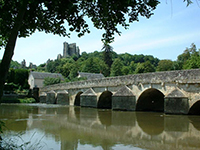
[6,68,29,89]
[36,49,167,79]
[102,43,113,68]
[82,58,101,73]
[9,60,21,69]
[110,58,123,76]
[156,60,174,71]
[3,43,199,87]
[135,61,155,74]
[177,43,200,70]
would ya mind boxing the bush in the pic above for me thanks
[0,97,36,103]
[43,77,61,86]
[4,83,18,92]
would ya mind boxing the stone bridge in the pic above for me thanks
[39,69,200,115]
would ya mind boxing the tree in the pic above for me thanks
[156,59,174,71]
[119,53,133,66]
[46,59,61,73]
[36,63,46,72]
[68,63,79,80]
[43,77,61,86]
[183,47,200,69]
[183,54,200,69]
[81,57,109,75]
[177,43,198,69]
[10,60,21,69]
[122,66,130,75]
[110,58,123,76]
[6,68,29,89]
[0,0,161,100]
[129,61,137,74]
[102,43,113,68]
[6,68,15,83]
[14,69,29,89]
[177,49,190,70]
[135,61,155,74]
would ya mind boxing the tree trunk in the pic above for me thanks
[0,3,27,102]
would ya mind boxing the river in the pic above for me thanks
[0,104,200,150]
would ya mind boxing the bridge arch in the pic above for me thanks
[74,91,83,106]
[97,91,113,109]
[188,100,200,115]
[136,88,164,112]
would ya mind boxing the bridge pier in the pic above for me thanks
[80,88,97,108]
[164,89,189,114]
[112,86,136,111]
[46,90,57,104]
[39,92,47,103]
[57,90,69,105]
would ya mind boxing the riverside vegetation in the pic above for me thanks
[0,1,195,149]
[3,43,199,83]
[0,43,199,102]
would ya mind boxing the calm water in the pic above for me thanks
[0,104,200,150]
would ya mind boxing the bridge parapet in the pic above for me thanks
[40,69,200,93]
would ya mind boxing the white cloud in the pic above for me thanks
[113,29,200,56]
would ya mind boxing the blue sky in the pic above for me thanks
[0,1,200,66]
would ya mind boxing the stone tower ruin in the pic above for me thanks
[63,42,80,58]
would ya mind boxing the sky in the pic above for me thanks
[0,1,200,66]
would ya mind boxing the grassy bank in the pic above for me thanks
[0,97,36,103]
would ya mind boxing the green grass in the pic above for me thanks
[0,97,36,103]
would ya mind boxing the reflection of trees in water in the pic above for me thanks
[2,105,200,150]
[0,104,38,118]
[0,105,39,132]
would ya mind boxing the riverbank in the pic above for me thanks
[0,96,36,103]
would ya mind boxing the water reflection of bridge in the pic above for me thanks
[26,106,200,150]
[1,104,200,150]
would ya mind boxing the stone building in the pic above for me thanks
[29,62,37,69]
[28,71,64,89]
[57,54,62,60]
[21,59,26,68]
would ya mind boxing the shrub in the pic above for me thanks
[43,77,61,86]
[1,97,35,103]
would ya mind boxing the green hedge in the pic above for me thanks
[1,97,36,103]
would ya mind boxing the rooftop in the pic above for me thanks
[30,71,64,80]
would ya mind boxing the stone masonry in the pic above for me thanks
[39,69,200,115]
